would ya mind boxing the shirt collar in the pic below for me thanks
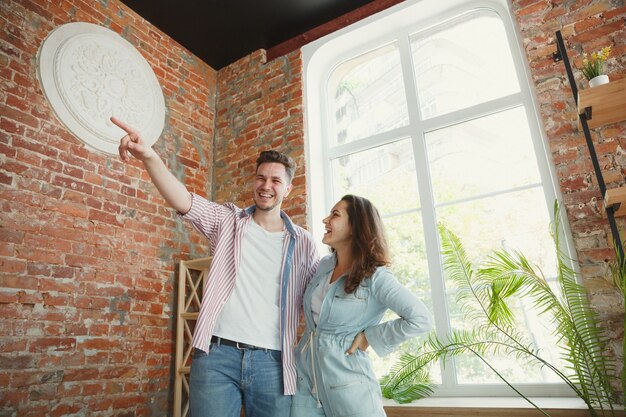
[244,205,297,237]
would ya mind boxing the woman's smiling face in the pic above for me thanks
[322,200,352,250]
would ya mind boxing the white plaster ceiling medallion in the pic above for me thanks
[37,22,165,155]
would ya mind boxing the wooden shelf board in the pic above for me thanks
[604,186,626,216]
[577,77,626,129]
[181,256,212,271]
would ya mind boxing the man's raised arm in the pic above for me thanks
[111,116,192,214]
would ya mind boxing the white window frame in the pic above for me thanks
[303,0,579,397]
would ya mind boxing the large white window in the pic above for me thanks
[303,0,576,397]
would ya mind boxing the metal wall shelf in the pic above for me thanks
[553,30,624,260]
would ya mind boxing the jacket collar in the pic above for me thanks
[316,252,337,276]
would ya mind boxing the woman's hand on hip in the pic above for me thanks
[345,332,369,355]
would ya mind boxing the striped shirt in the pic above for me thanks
[180,193,319,395]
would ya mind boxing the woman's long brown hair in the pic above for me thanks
[338,194,391,294]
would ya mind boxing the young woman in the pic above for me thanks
[291,195,433,417]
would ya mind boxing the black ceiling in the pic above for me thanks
[120,0,376,70]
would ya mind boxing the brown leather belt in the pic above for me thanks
[210,336,268,350]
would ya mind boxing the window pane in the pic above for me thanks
[436,187,555,274]
[411,10,520,119]
[385,213,430,297]
[330,138,420,214]
[329,43,409,145]
[437,188,565,384]
[448,291,565,384]
[372,212,440,382]
[426,107,541,204]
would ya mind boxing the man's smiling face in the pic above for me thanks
[253,162,293,213]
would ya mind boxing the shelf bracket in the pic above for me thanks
[583,106,592,121]
[554,31,578,103]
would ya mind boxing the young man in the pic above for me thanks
[112,117,319,417]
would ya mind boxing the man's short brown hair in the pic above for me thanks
[256,150,296,183]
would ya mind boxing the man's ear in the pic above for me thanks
[284,183,293,197]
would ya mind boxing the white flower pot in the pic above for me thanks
[589,74,609,88]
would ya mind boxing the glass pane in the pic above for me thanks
[448,292,565,384]
[436,187,555,274]
[330,138,420,215]
[437,188,566,384]
[375,212,437,378]
[371,212,438,381]
[385,213,430,295]
[411,10,520,119]
[329,43,409,145]
[426,107,541,204]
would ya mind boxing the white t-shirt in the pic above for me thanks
[310,272,336,325]
[213,219,284,350]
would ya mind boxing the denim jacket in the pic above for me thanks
[291,254,433,417]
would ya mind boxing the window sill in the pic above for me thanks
[382,398,625,417]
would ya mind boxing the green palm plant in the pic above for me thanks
[606,241,625,401]
[381,202,618,416]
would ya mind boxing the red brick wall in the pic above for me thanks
[511,0,625,376]
[1,0,215,415]
[214,49,308,225]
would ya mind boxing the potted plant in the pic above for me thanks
[381,202,619,416]
[581,46,612,87]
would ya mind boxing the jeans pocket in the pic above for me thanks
[266,349,282,363]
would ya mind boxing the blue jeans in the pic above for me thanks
[189,344,291,417]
